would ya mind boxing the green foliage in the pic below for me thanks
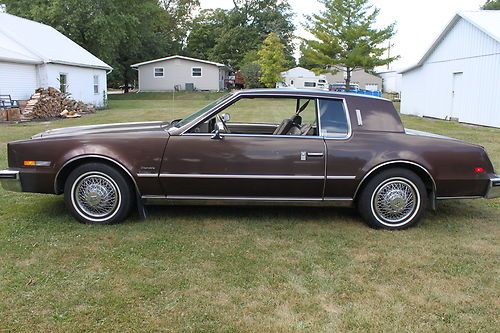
[185,9,228,60]
[257,33,286,88]
[185,0,295,69]
[303,0,397,89]
[240,62,262,88]
[482,0,500,9]
[2,0,199,87]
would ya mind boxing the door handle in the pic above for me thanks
[301,152,324,160]
[307,152,324,157]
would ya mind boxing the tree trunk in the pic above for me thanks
[345,68,351,91]
[123,75,129,94]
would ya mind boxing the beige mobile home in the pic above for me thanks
[132,55,230,91]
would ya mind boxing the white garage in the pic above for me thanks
[0,12,112,107]
[400,11,500,128]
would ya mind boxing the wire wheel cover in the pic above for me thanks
[74,173,119,218]
[373,179,418,224]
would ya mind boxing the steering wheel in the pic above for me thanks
[216,114,231,134]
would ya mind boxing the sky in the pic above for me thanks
[198,0,486,70]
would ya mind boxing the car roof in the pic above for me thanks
[234,88,390,102]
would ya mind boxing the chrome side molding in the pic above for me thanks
[142,195,354,207]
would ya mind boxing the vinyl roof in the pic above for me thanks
[131,55,228,68]
[400,10,500,74]
[0,13,112,70]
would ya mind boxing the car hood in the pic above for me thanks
[31,121,168,139]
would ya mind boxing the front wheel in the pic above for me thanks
[358,168,427,230]
[64,163,134,224]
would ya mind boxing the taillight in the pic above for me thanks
[474,167,485,173]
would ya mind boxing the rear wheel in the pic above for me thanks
[64,163,134,224]
[358,168,427,230]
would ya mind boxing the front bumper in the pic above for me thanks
[0,170,22,192]
[485,174,500,199]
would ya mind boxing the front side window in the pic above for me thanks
[192,67,202,77]
[318,99,349,137]
[188,97,319,136]
[59,74,67,93]
[93,75,99,94]
[154,67,164,77]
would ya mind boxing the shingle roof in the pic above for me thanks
[0,13,112,70]
[131,55,228,68]
[400,10,500,74]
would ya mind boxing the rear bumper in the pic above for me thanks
[485,174,500,199]
[0,169,22,192]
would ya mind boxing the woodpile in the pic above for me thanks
[0,108,21,121]
[22,87,95,120]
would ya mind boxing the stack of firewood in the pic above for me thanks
[22,87,95,120]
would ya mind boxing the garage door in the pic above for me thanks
[0,62,38,100]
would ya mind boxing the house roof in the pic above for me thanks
[0,12,112,70]
[400,10,500,74]
[281,67,315,78]
[131,55,228,68]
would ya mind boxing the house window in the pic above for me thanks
[93,75,99,94]
[59,74,67,93]
[192,67,202,77]
[304,81,316,88]
[154,67,164,77]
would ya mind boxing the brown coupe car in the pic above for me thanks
[1,89,499,229]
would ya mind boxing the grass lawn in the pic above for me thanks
[0,92,499,332]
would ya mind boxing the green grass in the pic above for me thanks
[0,92,499,332]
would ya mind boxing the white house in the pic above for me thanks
[400,11,500,128]
[279,67,328,90]
[0,12,112,107]
[131,55,230,91]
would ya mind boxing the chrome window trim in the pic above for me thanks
[352,160,437,199]
[178,92,352,140]
[228,122,278,128]
[317,98,352,140]
[181,133,325,140]
[159,173,324,180]
[54,155,140,195]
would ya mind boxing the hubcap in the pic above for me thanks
[372,178,419,225]
[73,173,119,219]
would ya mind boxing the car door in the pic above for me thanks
[159,96,326,200]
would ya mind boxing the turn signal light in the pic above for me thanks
[23,160,51,167]
[474,167,485,173]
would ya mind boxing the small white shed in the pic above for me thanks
[400,11,500,128]
[0,12,112,107]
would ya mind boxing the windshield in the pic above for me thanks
[174,93,233,128]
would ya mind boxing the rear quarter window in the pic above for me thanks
[318,99,349,137]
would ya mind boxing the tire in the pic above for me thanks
[358,168,427,230]
[64,163,134,224]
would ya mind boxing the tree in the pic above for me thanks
[240,62,262,88]
[1,0,199,89]
[185,9,228,60]
[482,0,500,9]
[257,33,286,88]
[185,0,295,69]
[303,0,397,90]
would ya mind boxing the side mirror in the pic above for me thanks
[221,113,230,122]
